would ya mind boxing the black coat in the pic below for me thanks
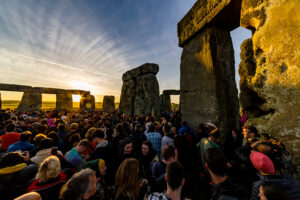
[0,164,38,200]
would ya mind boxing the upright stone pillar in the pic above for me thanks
[240,0,300,165]
[103,96,115,112]
[180,27,239,136]
[80,94,95,111]
[159,94,171,113]
[17,92,42,112]
[56,92,73,112]
[120,63,160,118]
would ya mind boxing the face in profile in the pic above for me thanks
[242,128,250,138]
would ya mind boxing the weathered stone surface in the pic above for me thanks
[0,83,89,95]
[0,93,2,110]
[159,94,171,113]
[134,74,160,116]
[103,96,115,112]
[240,0,300,165]
[180,27,239,136]
[122,63,159,81]
[177,0,241,47]
[56,92,73,112]
[119,79,136,115]
[80,94,95,111]
[17,92,42,112]
[120,64,160,118]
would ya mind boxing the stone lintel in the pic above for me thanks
[122,63,159,81]
[0,83,89,95]
[163,90,180,95]
[177,0,241,47]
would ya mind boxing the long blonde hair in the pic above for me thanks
[115,158,139,200]
[37,156,61,183]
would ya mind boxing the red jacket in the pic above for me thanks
[0,132,21,151]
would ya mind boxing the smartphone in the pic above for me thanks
[51,147,58,155]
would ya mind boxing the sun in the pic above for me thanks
[71,81,93,92]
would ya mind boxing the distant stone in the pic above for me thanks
[80,94,95,111]
[120,63,160,118]
[122,63,159,81]
[17,92,42,112]
[159,94,171,113]
[103,96,115,112]
[56,92,73,112]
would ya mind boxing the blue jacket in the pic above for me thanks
[251,173,300,200]
[7,141,35,153]
[178,125,191,135]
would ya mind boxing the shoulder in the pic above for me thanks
[148,192,167,200]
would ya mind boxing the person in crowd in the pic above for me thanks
[90,128,115,185]
[65,139,91,170]
[27,156,67,200]
[198,128,221,175]
[224,129,243,176]
[7,131,34,152]
[151,145,178,192]
[131,123,147,157]
[178,121,191,135]
[119,137,136,164]
[90,159,113,200]
[57,123,67,140]
[48,131,64,151]
[0,123,21,152]
[60,168,98,200]
[31,138,61,165]
[115,158,147,200]
[0,152,38,199]
[195,124,209,144]
[145,124,162,160]
[161,124,174,151]
[14,192,42,200]
[148,161,184,200]
[258,182,292,200]
[139,140,159,180]
[205,148,249,200]
[250,151,300,200]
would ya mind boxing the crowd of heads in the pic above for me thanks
[0,108,299,200]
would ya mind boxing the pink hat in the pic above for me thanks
[250,151,275,175]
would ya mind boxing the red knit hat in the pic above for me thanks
[250,151,275,175]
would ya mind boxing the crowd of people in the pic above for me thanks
[0,108,299,200]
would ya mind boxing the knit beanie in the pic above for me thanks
[250,151,275,175]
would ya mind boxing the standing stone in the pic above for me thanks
[56,92,73,112]
[120,63,160,118]
[159,94,171,113]
[17,92,42,112]
[80,94,95,111]
[119,79,136,115]
[180,26,239,136]
[134,73,160,116]
[240,0,300,165]
[103,96,115,112]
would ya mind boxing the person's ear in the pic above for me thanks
[205,163,209,170]
[83,193,89,200]
[182,178,185,186]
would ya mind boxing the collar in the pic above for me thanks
[96,140,108,148]
[208,137,220,149]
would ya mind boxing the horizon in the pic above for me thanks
[0,1,251,104]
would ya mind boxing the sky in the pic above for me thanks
[0,0,251,103]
